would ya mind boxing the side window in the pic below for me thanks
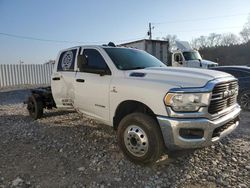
[83,49,109,70]
[57,49,77,71]
[174,53,182,62]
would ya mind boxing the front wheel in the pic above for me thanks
[117,113,164,165]
[239,90,250,111]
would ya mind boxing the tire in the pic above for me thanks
[27,95,44,119]
[117,112,164,165]
[239,90,250,111]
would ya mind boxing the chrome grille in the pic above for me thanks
[208,80,238,114]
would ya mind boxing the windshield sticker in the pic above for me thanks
[61,51,74,71]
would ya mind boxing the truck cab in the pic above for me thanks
[171,41,218,68]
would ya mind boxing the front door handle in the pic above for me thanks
[76,79,85,83]
[52,77,60,81]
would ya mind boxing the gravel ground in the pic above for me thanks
[0,89,249,188]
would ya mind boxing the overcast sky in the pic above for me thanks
[0,0,249,64]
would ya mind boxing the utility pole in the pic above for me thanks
[148,22,152,40]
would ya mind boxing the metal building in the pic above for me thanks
[120,39,169,64]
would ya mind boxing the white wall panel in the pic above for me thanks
[0,64,54,88]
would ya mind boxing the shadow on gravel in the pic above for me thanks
[154,149,195,169]
[42,110,76,118]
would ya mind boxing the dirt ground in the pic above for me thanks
[0,89,249,188]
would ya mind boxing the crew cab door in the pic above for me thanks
[74,48,112,122]
[51,48,79,108]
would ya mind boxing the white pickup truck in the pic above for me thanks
[26,43,241,164]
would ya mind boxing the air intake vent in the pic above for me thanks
[130,72,146,77]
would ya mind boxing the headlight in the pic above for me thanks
[164,92,211,112]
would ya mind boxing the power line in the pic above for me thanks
[152,13,249,25]
[0,32,80,44]
[154,25,243,34]
[0,32,144,44]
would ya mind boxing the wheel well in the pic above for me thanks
[30,87,56,109]
[113,100,156,130]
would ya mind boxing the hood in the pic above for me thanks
[200,59,218,66]
[187,59,218,66]
[126,67,232,88]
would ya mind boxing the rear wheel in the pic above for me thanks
[27,95,44,119]
[117,113,164,165]
[239,90,250,111]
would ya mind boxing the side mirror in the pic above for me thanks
[175,56,180,62]
[175,56,183,64]
[77,54,87,71]
[97,69,111,76]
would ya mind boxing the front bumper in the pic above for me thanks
[157,104,241,150]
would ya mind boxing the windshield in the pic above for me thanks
[104,48,166,70]
[183,51,202,61]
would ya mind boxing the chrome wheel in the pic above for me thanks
[118,113,164,164]
[241,92,250,110]
[123,125,149,157]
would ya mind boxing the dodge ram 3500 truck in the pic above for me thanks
[26,43,241,164]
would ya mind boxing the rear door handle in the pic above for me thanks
[52,77,60,81]
[76,79,85,83]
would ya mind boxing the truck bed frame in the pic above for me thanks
[26,87,56,109]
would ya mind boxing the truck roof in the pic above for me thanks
[58,44,147,56]
[120,39,169,46]
[59,44,120,51]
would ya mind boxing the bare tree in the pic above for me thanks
[220,33,240,46]
[207,33,222,47]
[162,34,178,50]
[190,38,199,49]
[192,32,240,48]
[198,36,208,48]
[240,15,250,43]
[190,38,201,49]
[190,35,209,49]
[240,27,250,43]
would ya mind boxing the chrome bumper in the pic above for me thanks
[157,105,241,150]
